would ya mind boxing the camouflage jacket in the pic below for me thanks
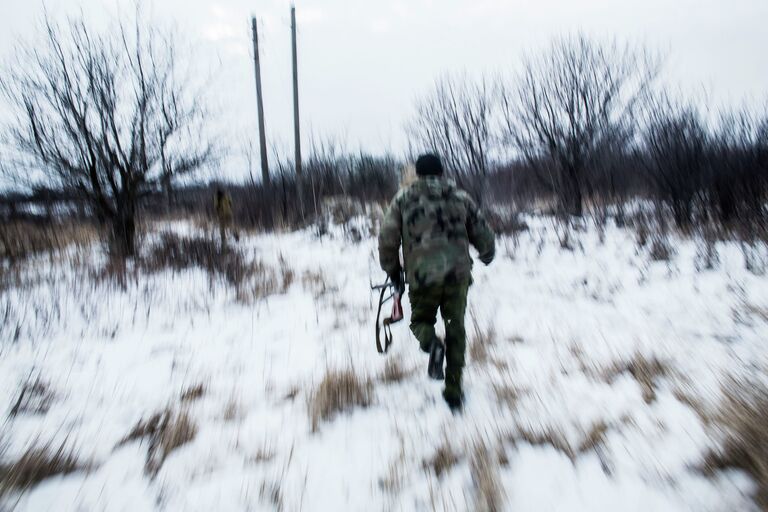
[378,176,495,291]
[214,194,233,221]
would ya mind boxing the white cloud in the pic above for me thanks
[202,21,240,42]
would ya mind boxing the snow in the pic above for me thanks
[1,215,766,511]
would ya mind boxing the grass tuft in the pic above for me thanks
[469,440,504,512]
[0,439,87,499]
[308,367,373,432]
[379,357,412,384]
[118,408,197,477]
[705,378,768,511]
[422,438,459,478]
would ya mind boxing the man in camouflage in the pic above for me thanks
[378,154,495,411]
[214,188,234,251]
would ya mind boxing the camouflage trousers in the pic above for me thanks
[408,280,470,401]
[218,218,232,250]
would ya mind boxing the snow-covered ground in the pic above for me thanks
[1,215,767,511]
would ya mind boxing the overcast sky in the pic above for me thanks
[2,0,767,181]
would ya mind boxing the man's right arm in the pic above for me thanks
[378,195,403,277]
[465,196,495,265]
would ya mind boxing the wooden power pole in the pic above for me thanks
[251,16,270,185]
[290,5,304,213]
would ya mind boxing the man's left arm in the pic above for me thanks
[378,196,403,279]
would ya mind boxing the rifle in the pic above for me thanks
[370,271,405,354]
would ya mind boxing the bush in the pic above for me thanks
[143,232,264,287]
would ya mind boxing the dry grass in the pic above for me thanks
[599,353,668,404]
[118,408,197,476]
[0,439,87,499]
[493,381,522,410]
[514,426,577,460]
[469,441,504,512]
[704,378,768,511]
[379,357,412,384]
[301,269,335,298]
[510,420,613,466]
[423,438,460,478]
[9,377,54,417]
[469,310,497,365]
[487,210,529,236]
[379,448,406,494]
[308,367,373,432]
[0,220,97,262]
[248,441,276,465]
[283,384,300,402]
[259,480,284,511]
[180,383,205,403]
[577,421,610,453]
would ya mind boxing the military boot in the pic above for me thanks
[427,338,445,380]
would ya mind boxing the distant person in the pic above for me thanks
[378,153,495,411]
[213,188,234,250]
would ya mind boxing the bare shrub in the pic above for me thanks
[705,378,768,510]
[143,232,249,285]
[308,367,373,432]
[649,233,674,262]
[143,232,285,302]
[742,241,768,276]
[423,438,460,478]
[9,376,54,417]
[469,441,504,512]
[694,225,721,271]
[118,408,197,476]
[0,439,87,499]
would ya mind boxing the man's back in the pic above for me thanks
[379,175,495,291]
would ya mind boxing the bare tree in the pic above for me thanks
[501,34,659,217]
[408,75,497,202]
[708,109,768,227]
[640,95,709,228]
[0,12,215,256]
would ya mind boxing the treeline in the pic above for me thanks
[408,35,768,238]
[1,9,766,257]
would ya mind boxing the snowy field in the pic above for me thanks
[1,214,767,511]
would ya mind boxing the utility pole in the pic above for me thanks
[290,5,304,214]
[251,16,270,186]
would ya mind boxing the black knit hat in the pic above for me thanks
[415,153,444,176]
